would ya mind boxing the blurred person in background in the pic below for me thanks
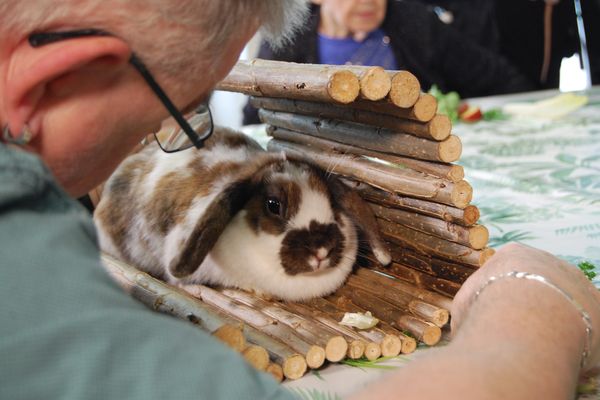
[414,0,600,89]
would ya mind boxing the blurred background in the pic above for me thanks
[211,0,599,130]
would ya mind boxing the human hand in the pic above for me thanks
[451,242,600,370]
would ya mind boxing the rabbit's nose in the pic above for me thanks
[315,247,329,260]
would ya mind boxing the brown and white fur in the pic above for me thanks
[94,127,390,301]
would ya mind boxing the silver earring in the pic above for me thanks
[2,124,33,145]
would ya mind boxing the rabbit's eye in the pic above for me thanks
[266,197,282,217]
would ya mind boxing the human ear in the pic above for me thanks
[2,36,131,140]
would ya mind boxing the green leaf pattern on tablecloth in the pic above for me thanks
[455,91,600,270]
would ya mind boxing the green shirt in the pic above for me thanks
[0,143,293,400]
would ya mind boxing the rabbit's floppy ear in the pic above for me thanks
[330,178,391,266]
[168,154,281,278]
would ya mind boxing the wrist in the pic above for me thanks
[454,275,587,374]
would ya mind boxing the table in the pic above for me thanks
[245,87,600,399]
[459,88,600,275]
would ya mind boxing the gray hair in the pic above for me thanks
[0,0,309,78]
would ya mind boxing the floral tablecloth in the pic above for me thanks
[243,87,600,399]
[460,88,600,279]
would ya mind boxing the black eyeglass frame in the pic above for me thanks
[28,28,212,152]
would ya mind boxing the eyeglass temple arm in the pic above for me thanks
[128,55,204,149]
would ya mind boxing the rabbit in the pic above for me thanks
[94,126,391,301]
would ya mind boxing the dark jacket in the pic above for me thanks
[243,1,534,125]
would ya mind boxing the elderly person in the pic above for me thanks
[0,1,308,399]
[1,1,599,400]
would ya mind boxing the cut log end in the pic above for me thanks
[359,66,392,101]
[468,225,490,250]
[242,345,270,371]
[380,334,402,357]
[439,135,463,163]
[306,345,326,369]
[463,205,480,225]
[421,325,442,346]
[432,309,450,327]
[450,181,473,208]
[409,300,450,327]
[400,335,418,354]
[480,248,496,266]
[347,340,367,359]
[283,354,308,380]
[364,342,382,361]
[328,70,360,104]
[448,165,465,183]
[451,180,474,209]
[389,71,421,108]
[266,363,284,382]
[428,114,452,141]
[212,324,246,352]
[413,94,438,122]
[326,336,349,362]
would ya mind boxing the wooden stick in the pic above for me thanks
[364,342,383,361]
[345,181,477,225]
[371,203,489,250]
[378,219,495,267]
[216,59,360,104]
[242,345,270,371]
[269,127,462,183]
[213,324,247,352]
[367,258,462,298]
[352,92,438,122]
[348,340,367,360]
[260,110,461,163]
[268,140,472,209]
[181,284,319,373]
[100,255,308,379]
[345,65,392,101]
[266,363,284,382]
[379,323,417,357]
[313,297,410,356]
[384,245,476,284]
[329,286,442,346]
[304,297,403,357]
[347,274,450,327]
[411,93,439,121]
[253,97,450,141]
[221,289,348,363]
[388,70,421,108]
[331,288,442,345]
[356,268,453,310]
[282,301,369,360]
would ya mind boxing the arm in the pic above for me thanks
[351,243,600,400]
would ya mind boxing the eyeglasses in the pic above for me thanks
[28,28,213,152]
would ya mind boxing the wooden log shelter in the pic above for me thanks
[103,60,495,382]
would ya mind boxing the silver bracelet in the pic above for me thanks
[473,270,593,369]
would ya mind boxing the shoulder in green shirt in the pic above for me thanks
[0,143,293,400]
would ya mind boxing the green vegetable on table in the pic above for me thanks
[429,85,460,122]
[578,261,597,281]
[428,85,507,123]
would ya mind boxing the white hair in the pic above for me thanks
[0,0,309,78]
